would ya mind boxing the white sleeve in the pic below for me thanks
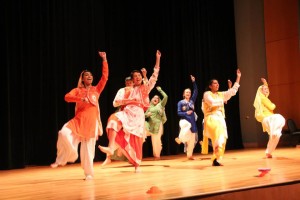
[223,82,240,101]
[113,88,125,107]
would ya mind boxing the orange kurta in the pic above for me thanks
[65,61,108,140]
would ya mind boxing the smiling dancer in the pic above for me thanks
[202,69,241,166]
[51,52,109,180]
[98,50,161,172]
[253,78,285,158]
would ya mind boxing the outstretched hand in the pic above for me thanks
[190,75,195,82]
[98,52,107,61]
[141,68,147,76]
[236,69,241,77]
[156,50,161,58]
[261,78,268,85]
[227,80,232,89]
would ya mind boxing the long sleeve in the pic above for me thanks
[65,88,82,103]
[261,96,276,117]
[159,89,168,107]
[261,96,276,112]
[191,82,198,103]
[204,82,240,107]
[177,101,190,117]
[113,88,125,107]
[96,61,109,94]
[222,82,240,102]
[145,67,160,94]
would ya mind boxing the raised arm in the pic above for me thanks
[235,69,241,84]
[146,50,161,92]
[190,75,198,103]
[261,78,268,86]
[154,50,161,69]
[222,69,241,101]
[141,68,149,84]
[96,51,109,93]
[157,86,168,107]
[228,79,232,89]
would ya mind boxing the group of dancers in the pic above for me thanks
[50,50,285,180]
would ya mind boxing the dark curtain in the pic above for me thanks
[1,0,244,170]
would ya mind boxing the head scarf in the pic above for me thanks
[77,70,90,88]
[253,83,269,122]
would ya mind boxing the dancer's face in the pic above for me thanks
[261,85,270,96]
[132,72,143,86]
[151,95,160,105]
[82,71,93,86]
[209,80,219,93]
[183,89,191,100]
[125,79,133,87]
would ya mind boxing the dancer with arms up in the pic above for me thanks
[99,50,161,172]
[101,76,133,167]
[253,78,285,158]
[202,69,241,166]
[145,86,168,160]
[51,52,109,180]
[175,75,198,160]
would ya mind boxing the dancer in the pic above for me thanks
[253,78,285,158]
[201,79,232,154]
[101,76,133,167]
[202,69,241,166]
[175,75,198,160]
[145,86,168,160]
[125,76,134,87]
[51,52,109,180]
[98,50,161,172]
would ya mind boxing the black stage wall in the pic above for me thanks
[1,0,243,170]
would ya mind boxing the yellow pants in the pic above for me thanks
[202,115,227,162]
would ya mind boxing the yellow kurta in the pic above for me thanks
[202,82,240,162]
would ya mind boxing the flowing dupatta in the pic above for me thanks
[253,83,269,123]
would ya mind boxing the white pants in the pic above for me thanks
[150,123,163,158]
[178,119,193,142]
[178,120,196,157]
[54,123,96,177]
[186,134,196,158]
[262,114,285,154]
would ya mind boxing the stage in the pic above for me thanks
[1,147,300,199]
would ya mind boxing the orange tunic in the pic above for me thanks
[65,61,108,140]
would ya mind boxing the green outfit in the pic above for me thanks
[145,88,168,134]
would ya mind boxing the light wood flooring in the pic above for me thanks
[1,147,300,200]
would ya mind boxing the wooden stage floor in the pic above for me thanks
[1,147,300,200]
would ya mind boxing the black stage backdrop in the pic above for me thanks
[1,0,244,170]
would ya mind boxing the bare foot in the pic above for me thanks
[101,158,112,167]
[135,166,142,173]
[175,137,181,144]
[265,153,272,158]
[98,145,113,155]
[154,157,160,161]
[84,175,93,180]
[50,163,58,168]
